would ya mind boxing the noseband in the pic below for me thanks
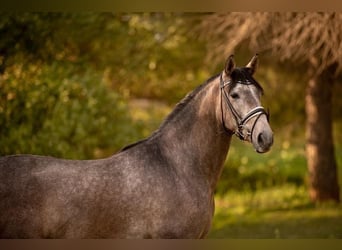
[220,73,269,141]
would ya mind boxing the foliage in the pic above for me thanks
[128,99,172,138]
[109,13,208,103]
[0,13,207,159]
[0,61,139,159]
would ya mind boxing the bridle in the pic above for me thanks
[220,73,269,142]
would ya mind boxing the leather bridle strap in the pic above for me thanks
[219,73,269,141]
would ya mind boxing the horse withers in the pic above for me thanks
[0,55,273,238]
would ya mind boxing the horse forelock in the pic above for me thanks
[230,68,264,94]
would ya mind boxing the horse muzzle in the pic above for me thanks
[254,130,273,153]
[250,114,273,153]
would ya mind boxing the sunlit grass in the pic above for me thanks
[209,185,342,238]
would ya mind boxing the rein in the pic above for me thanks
[219,73,269,142]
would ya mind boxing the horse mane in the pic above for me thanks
[157,73,220,130]
[119,73,220,152]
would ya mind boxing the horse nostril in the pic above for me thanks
[257,132,265,146]
[257,132,273,148]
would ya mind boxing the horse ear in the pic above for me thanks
[246,54,259,75]
[224,55,235,76]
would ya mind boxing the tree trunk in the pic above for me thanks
[305,67,340,202]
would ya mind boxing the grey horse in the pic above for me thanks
[0,55,273,238]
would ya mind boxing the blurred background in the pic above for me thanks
[0,13,341,238]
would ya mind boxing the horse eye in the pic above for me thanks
[230,93,240,99]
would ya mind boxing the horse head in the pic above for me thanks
[220,54,273,153]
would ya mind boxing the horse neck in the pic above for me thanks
[156,77,232,190]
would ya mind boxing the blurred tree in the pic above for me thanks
[0,62,137,159]
[199,12,341,202]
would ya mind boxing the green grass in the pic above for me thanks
[215,133,309,194]
[210,131,342,238]
[209,185,342,238]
